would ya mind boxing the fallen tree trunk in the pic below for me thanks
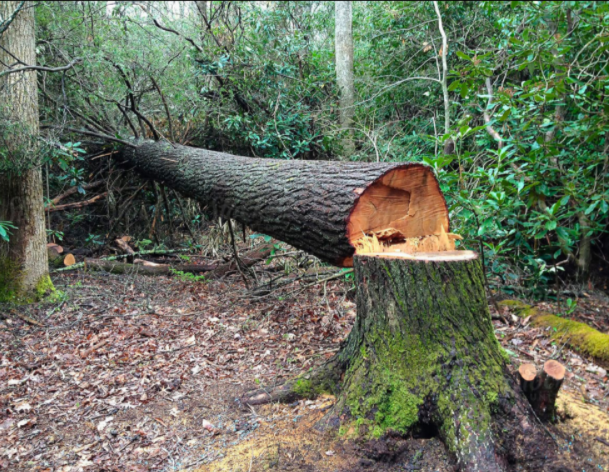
[83,259,213,276]
[243,251,560,470]
[82,244,273,279]
[52,249,190,272]
[119,141,452,267]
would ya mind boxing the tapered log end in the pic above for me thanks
[345,165,456,266]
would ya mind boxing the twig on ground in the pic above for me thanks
[228,221,250,289]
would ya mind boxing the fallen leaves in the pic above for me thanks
[494,301,609,408]
[202,419,214,432]
[0,264,351,470]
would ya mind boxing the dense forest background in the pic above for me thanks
[4,0,609,295]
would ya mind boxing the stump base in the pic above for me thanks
[242,252,560,471]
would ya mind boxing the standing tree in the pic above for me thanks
[335,1,354,157]
[0,1,53,302]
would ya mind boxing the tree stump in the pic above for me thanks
[518,361,565,422]
[244,251,560,471]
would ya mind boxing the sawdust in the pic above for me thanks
[184,390,609,472]
[190,395,356,472]
[555,391,609,468]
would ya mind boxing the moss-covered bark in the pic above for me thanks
[0,2,54,303]
[333,255,511,469]
[499,299,609,367]
[244,255,559,471]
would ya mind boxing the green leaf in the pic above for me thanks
[456,51,471,61]
[585,202,598,215]
[556,227,570,242]
[503,348,518,358]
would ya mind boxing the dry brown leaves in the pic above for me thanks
[0,264,354,471]
[2,262,609,471]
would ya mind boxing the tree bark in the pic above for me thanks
[118,141,450,267]
[0,1,53,302]
[243,252,559,471]
[335,1,355,157]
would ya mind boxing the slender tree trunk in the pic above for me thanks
[244,252,560,470]
[0,1,53,302]
[433,1,451,155]
[335,1,355,158]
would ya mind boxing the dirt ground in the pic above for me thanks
[1,251,609,471]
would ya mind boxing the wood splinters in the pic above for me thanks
[353,226,463,256]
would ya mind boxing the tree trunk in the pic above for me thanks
[76,244,273,279]
[0,1,53,302]
[335,1,355,157]
[244,252,559,471]
[119,141,451,267]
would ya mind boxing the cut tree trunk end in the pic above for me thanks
[518,361,565,422]
[243,251,561,471]
[119,142,455,267]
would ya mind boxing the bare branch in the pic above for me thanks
[0,1,25,39]
[46,192,108,212]
[152,19,203,53]
[433,1,450,135]
[41,125,137,148]
[0,57,82,79]
[150,76,175,142]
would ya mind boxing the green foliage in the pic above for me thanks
[563,297,578,317]
[439,1,609,290]
[46,229,64,242]
[85,233,104,248]
[0,220,17,242]
[33,1,609,289]
[169,268,207,283]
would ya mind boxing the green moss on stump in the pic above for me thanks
[333,256,510,456]
[498,299,609,366]
[0,256,56,304]
[293,378,328,398]
[0,256,22,303]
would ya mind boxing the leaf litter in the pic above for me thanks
[1,259,609,471]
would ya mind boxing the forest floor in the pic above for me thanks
[1,246,609,471]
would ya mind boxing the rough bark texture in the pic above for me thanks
[0,1,53,302]
[119,141,446,267]
[244,254,559,471]
[335,1,355,157]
